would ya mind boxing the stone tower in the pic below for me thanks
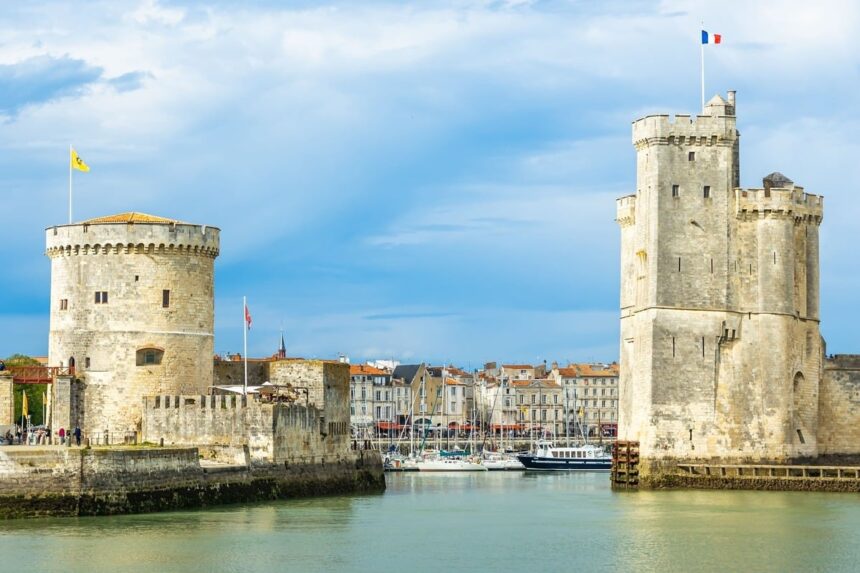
[46,212,220,438]
[616,93,824,476]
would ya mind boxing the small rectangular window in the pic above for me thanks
[135,275,139,282]
[60,299,68,310]
[703,185,711,198]
[85,357,91,369]
[672,184,680,197]
[672,336,676,357]
[163,289,170,308]
[94,291,108,304]
[688,151,695,161]
[678,257,682,272]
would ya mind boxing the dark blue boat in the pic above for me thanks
[517,440,612,471]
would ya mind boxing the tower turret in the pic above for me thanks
[46,212,220,438]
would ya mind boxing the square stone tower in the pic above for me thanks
[616,93,824,476]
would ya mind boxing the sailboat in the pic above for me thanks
[481,376,524,470]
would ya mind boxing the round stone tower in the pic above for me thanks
[46,212,220,438]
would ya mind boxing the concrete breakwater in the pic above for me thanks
[0,446,384,519]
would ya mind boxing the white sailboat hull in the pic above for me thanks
[415,459,488,472]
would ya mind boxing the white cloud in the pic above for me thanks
[130,0,186,26]
[2,0,860,361]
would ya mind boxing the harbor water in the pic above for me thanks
[2,472,860,572]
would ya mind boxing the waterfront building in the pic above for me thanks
[475,372,521,435]
[392,363,427,426]
[550,362,619,437]
[425,366,469,430]
[511,379,564,437]
[46,212,219,438]
[500,363,547,381]
[614,92,860,477]
[349,364,398,433]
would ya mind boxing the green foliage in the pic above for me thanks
[5,354,41,367]
[5,355,48,426]
[13,384,48,426]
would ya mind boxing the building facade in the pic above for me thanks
[616,93,825,467]
[551,363,619,437]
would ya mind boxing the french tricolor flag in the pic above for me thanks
[701,30,722,44]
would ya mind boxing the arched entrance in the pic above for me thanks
[792,372,806,445]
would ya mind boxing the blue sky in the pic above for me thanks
[1,0,858,366]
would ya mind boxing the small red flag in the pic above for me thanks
[245,303,252,330]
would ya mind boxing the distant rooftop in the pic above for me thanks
[80,212,186,225]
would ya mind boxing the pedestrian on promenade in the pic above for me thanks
[59,427,66,445]
[74,426,81,446]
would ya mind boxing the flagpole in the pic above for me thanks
[243,296,248,396]
[700,24,705,112]
[69,144,73,224]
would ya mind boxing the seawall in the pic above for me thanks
[0,446,384,519]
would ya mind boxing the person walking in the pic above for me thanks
[73,426,81,446]
[58,427,66,445]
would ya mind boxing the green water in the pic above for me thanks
[2,472,860,572]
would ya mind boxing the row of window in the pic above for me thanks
[561,379,617,386]
[59,290,172,310]
[61,348,164,372]
[671,184,711,198]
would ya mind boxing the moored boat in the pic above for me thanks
[383,453,419,472]
[517,440,611,471]
[415,456,488,472]
[481,451,525,471]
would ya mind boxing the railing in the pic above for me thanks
[7,365,75,384]
[677,464,860,480]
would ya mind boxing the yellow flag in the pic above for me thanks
[71,148,90,172]
[22,391,28,418]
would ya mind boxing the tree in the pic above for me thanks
[6,354,47,427]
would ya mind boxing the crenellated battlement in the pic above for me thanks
[735,187,824,223]
[632,112,737,149]
[616,194,637,227]
[45,221,220,259]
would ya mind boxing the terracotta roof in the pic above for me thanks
[502,364,534,370]
[569,363,619,377]
[557,367,577,377]
[511,379,561,389]
[81,212,186,225]
[446,367,470,377]
[350,364,389,376]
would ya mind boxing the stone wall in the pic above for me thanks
[141,395,275,462]
[0,373,13,426]
[140,394,351,464]
[213,360,269,387]
[0,445,384,518]
[818,355,860,455]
